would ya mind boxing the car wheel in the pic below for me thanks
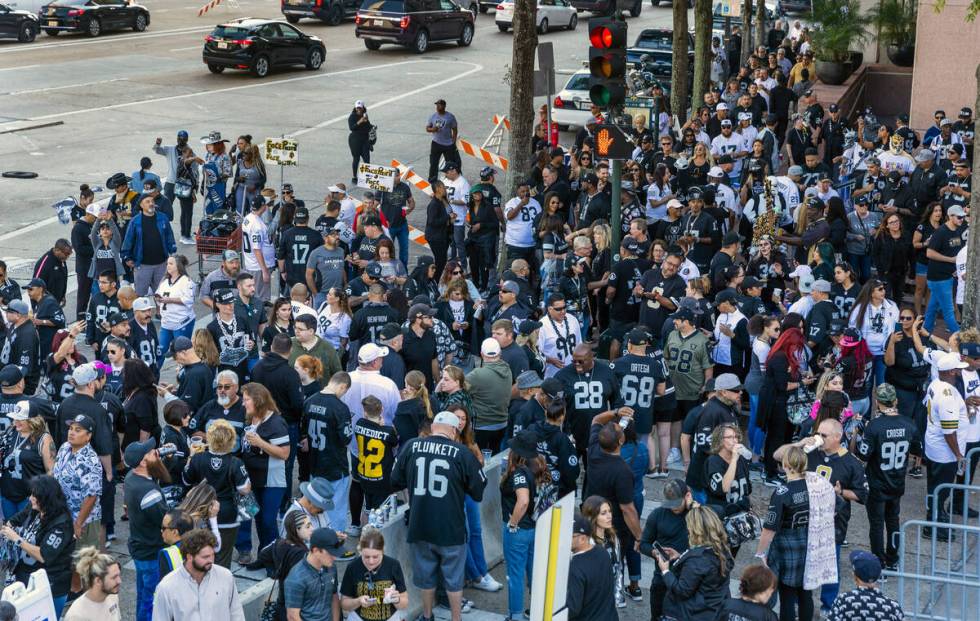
[326,3,343,25]
[207,63,225,74]
[457,22,473,46]
[133,12,147,31]
[364,38,382,50]
[43,28,58,36]
[251,54,270,77]
[567,13,576,29]
[411,28,428,53]
[285,14,300,23]
[629,0,640,16]
[537,17,547,33]
[18,22,37,42]
[497,23,508,31]
[306,47,324,69]
[86,17,101,37]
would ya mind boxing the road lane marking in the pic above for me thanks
[28,59,482,121]
[169,45,202,51]
[0,25,214,54]
[0,215,61,242]
[0,64,40,72]
[3,78,125,96]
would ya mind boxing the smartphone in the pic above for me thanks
[365,597,378,605]
[653,541,668,558]
[894,322,902,332]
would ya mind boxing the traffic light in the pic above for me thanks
[587,17,627,108]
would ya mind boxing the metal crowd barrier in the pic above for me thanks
[965,446,980,486]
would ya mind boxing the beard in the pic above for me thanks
[217,394,231,406]
[192,558,213,574]
[147,459,171,484]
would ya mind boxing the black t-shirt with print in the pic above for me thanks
[242,413,291,489]
[500,464,537,530]
[705,454,752,516]
[607,258,653,324]
[927,224,964,280]
[182,451,250,526]
[9,509,74,596]
[352,417,398,496]
[716,597,779,621]
[763,477,810,531]
[303,392,353,481]
[339,556,407,621]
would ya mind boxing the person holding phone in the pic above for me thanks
[639,478,693,621]
[340,530,408,621]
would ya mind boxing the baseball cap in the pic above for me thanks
[714,289,738,308]
[581,172,598,186]
[787,165,804,177]
[309,528,345,553]
[866,156,881,167]
[378,323,403,343]
[365,262,383,278]
[661,479,690,509]
[132,297,154,312]
[177,130,189,139]
[5,300,29,316]
[626,328,649,346]
[441,161,460,173]
[829,104,839,113]
[66,414,94,433]
[716,102,729,111]
[811,279,832,293]
[798,275,815,294]
[281,183,294,193]
[481,337,501,357]
[500,280,520,295]
[173,336,194,353]
[937,352,968,371]
[720,119,733,127]
[327,185,344,194]
[213,289,235,305]
[948,205,967,218]
[572,512,592,536]
[915,149,935,163]
[687,186,703,200]
[941,118,954,127]
[70,363,100,387]
[26,278,46,289]
[666,198,684,211]
[622,236,641,255]
[407,303,434,320]
[722,231,743,246]
[541,378,564,400]
[8,400,31,421]
[788,264,812,279]
[517,319,542,336]
[249,195,265,211]
[674,308,695,322]
[737,112,752,122]
[850,550,882,582]
[955,159,970,168]
[742,276,762,289]
[0,365,24,388]
[875,383,897,405]
[221,249,240,262]
[714,373,743,391]
[123,437,157,468]
[357,343,389,364]
[432,410,461,427]
[294,207,310,221]
[516,370,543,390]
[299,478,336,511]
[960,106,973,117]
[106,311,131,326]
[717,154,734,165]
[828,319,846,336]
[708,166,725,178]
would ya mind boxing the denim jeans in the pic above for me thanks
[134,558,161,621]
[1,498,27,521]
[256,487,286,551]
[819,544,842,611]
[388,223,410,268]
[851,397,870,420]
[848,253,872,283]
[925,278,959,333]
[872,355,886,389]
[451,225,467,269]
[502,524,535,617]
[747,393,766,456]
[53,594,67,619]
[464,494,488,581]
[156,319,195,368]
[281,422,300,514]
[690,487,707,504]
[328,474,351,532]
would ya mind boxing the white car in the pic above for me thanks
[495,0,577,33]
[552,69,596,129]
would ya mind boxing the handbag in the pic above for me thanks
[786,384,815,426]
[368,124,378,145]
[226,456,260,522]
[724,511,762,547]
[175,178,193,199]
[259,548,288,621]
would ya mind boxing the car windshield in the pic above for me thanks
[565,73,590,91]
[634,33,672,50]
[212,25,251,37]
[359,0,406,11]
[52,0,88,5]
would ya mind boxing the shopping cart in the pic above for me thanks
[195,210,242,281]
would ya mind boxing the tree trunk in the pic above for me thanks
[671,0,690,125]
[500,0,537,273]
[755,0,765,54]
[962,63,980,330]
[741,0,752,65]
[691,0,713,110]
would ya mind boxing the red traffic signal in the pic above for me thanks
[587,16,627,108]
[588,21,627,49]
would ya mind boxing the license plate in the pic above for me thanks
[373,19,384,26]
[577,101,591,110]
[47,19,57,26]
[217,41,228,49]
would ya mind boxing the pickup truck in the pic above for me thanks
[626,27,694,74]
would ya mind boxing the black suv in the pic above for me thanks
[0,2,39,42]
[567,0,641,17]
[280,0,359,25]
[355,0,475,53]
[202,19,326,77]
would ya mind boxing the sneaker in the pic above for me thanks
[347,525,362,537]
[472,574,503,592]
[461,598,474,613]
[645,468,668,479]
[667,448,683,464]
[884,562,899,573]
[105,527,116,542]
[841,539,850,547]
[921,526,952,542]
[236,551,254,565]
[417,615,435,621]
[338,549,357,560]
[625,584,643,601]
[764,477,780,487]
[180,236,195,245]
[909,466,924,478]
[615,596,627,609]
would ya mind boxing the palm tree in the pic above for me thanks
[670,0,690,124]
[691,0,713,107]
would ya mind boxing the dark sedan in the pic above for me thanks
[0,2,40,41]
[39,0,149,37]
[203,19,325,77]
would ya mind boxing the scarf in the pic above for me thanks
[803,471,838,590]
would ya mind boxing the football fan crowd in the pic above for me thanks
[0,43,978,621]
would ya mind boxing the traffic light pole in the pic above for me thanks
[611,159,622,253]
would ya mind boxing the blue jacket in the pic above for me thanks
[121,211,176,267]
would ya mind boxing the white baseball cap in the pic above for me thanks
[432,411,461,428]
[788,265,812,279]
[937,352,969,371]
[481,337,501,357]
[132,297,154,312]
[357,343,389,364]
[708,166,725,178]
[8,400,30,421]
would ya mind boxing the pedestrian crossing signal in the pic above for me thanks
[593,124,633,159]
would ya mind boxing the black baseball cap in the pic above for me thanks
[107,311,131,327]
[541,378,564,400]
[378,322,403,342]
[572,512,591,536]
[213,289,236,305]
[661,479,689,509]
[309,527,345,553]
[742,276,762,289]
[714,289,738,308]
[0,365,24,387]
[66,414,94,433]
[294,207,310,222]
[626,328,649,346]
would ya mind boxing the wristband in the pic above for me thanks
[754,552,766,559]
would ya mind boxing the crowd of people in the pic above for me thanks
[0,19,976,621]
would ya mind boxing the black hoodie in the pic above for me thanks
[250,352,305,424]
[661,544,734,621]
[528,420,579,498]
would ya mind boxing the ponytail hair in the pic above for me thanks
[74,546,119,591]
[405,370,433,420]
[79,183,95,200]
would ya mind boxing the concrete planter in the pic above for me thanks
[816,60,849,85]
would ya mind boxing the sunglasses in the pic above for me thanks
[452,270,463,275]
[217,384,235,390]
[900,315,914,321]
[551,305,567,312]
